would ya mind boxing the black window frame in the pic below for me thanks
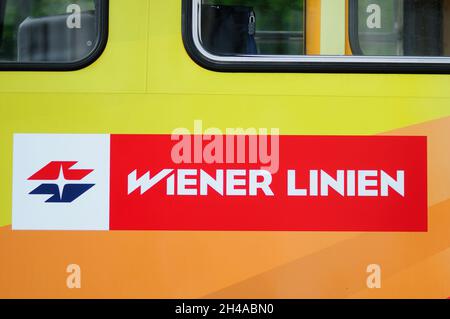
[0,0,109,71]
[183,0,450,73]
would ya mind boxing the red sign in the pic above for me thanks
[110,135,427,232]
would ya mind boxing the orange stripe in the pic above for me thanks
[306,0,321,55]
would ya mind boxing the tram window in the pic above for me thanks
[188,0,450,72]
[0,0,107,70]
[198,0,304,56]
[350,0,450,57]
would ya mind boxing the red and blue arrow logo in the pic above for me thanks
[28,161,95,203]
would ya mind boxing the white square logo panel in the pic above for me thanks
[12,134,110,230]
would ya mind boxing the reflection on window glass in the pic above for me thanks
[0,0,100,63]
[354,0,450,57]
[200,0,304,55]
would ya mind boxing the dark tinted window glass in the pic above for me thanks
[0,0,102,63]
